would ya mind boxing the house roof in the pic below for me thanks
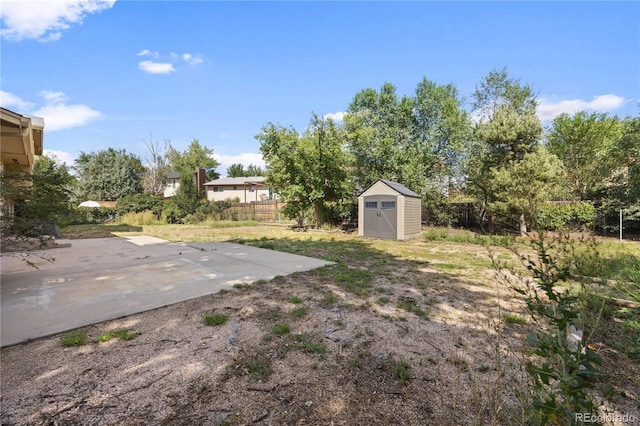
[166,171,181,179]
[1,107,44,169]
[360,179,421,198]
[204,176,267,186]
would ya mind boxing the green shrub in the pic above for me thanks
[204,313,229,326]
[290,306,308,319]
[119,210,161,225]
[117,193,163,217]
[294,334,326,355]
[95,329,138,342]
[506,233,602,423]
[161,200,184,224]
[500,313,527,325]
[272,323,291,336]
[288,296,304,304]
[536,202,595,231]
[390,360,412,384]
[243,355,272,379]
[69,207,117,224]
[60,331,87,347]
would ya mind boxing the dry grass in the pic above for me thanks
[2,223,638,425]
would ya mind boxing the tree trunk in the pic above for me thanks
[314,201,323,229]
[519,213,527,237]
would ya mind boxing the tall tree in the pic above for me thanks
[489,146,567,235]
[226,163,266,177]
[166,139,220,180]
[409,77,472,194]
[258,114,351,226]
[597,115,640,222]
[141,133,169,195]
[546,111,623,201]
[226,163,245,178]
[467,68,543,229]
[344,79,471,203]
[344,83,413,191]
[245,164,266,177]
[2,155,73,236]
[74,148,144,201]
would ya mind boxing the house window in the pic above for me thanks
[249,185,255,192]
[213,187,224,192]
[365,201,377,209]
[381,201,396,209]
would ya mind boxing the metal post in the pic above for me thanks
[620,209,623,241]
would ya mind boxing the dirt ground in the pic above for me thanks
[1,235,638,425]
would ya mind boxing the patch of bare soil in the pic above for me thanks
[1,249,638,425]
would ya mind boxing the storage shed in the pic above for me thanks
[358,179,422,240]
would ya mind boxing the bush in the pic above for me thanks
[119,210,162,226]
[183,200,235,224]
[117,193,164,218]
[161,200,184,224]
[504,233,602,423]
[537,202,595,231]
[67,207,117,224]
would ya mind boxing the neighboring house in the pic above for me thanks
[0,107,44,217]
[163,168,207,198]
[163,172,182,198]
[204,176,272,203]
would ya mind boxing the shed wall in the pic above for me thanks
[358,180,422,240]
[358,196,364,236]
[364,181,399,196]
[397,196,406,239]
[403,197,422,239]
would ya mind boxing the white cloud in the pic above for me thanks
[33,103,102,131]
[537,94,626,121]
[137,50,204,74]
[39,90,67,103]
[213,153,266,177]
[137,49,158,58]
[323,111,345,122]
[0,0,116,42]
[138,60,176,74]
[43,149,76,166]
[0,90,35,111]
[182,53,204,65]
[1,89,102,131]
[32,91,102,131]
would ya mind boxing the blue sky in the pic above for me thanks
[1,1,638,175]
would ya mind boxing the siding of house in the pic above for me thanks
[206,186,271,202]
[164,178,180,198]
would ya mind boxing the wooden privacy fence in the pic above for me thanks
[227,200,286,222]
[422,202,478,228]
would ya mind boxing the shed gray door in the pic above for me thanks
[363,195,397,239]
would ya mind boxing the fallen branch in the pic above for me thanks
[115,371,171,398]
[610,297,640,309]
[248,384,278,392]
[251,409,274,423]
[46,398,86,418]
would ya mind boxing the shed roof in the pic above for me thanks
[204,176,267,186]
[360,179,421,198]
